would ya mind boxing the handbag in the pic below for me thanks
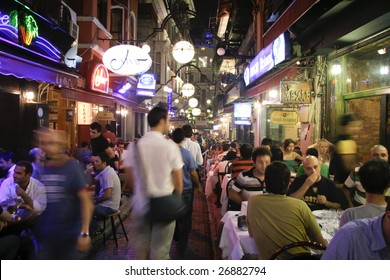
[135,142,186,224]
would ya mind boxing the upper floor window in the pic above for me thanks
[111,6,125,43]
[98,0,108,28]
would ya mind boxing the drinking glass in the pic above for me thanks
[6,199,17,215]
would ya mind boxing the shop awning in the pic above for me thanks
[0,50,79,89]
[61,88,115,107]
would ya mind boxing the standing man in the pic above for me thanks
[288,156,342,211]
[0,161,47,216]
[124,107,183,259]
[89,122,115,158]
[172,128,202,259]
[343,144,390,208]
[182,124,203,167]
[35,128,93,259]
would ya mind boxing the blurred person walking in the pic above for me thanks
[124,107,183,259]
[34,128,93,259]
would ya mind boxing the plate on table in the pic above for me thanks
[312,210,327,218]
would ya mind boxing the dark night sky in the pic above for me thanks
[193,0,219,28]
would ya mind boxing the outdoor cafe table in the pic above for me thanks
[219,209,340,260]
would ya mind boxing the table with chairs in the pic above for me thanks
[219,209,341,260]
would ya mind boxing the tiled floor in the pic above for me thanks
[90,190,221,260]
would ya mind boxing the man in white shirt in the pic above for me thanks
[0,161,46,215]
[181,124,203,167]
[92,152,121,216]
[125,107,183,260]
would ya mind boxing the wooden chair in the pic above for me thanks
[269,241,327,260]
[102,210,129,248]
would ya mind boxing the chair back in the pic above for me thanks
[226,177,240,211]
[269,241,327,260]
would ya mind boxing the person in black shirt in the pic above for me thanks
[89,122,115,159]
[288,155,342,211]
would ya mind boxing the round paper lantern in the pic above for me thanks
[188,98,198,108]
[172,40,195,64]
[181,83,195,97]
[192,108,201,116]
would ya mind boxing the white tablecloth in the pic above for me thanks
[219,211,257,260]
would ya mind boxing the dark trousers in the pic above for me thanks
[174,189,194,258]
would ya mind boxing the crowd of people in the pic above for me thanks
[0,109,389,260]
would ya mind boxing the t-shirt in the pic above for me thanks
[94,166,121,210]
[329,136,357,184]
[247,194,324,260]
[179,147,198,191]
[36,160,87,238]
[288,175,342,211]
[232,168,266,201]
[91,134,109,156]
[339,203,386,227]
[231,159,254,178]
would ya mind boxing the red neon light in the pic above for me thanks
[91,64,109,93]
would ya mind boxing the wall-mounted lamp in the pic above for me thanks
[25,91,35,102]
[331,61,342,75]
[380,65,389,75]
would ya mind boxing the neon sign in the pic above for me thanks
[91,64,109,93]
[9,10,39,46]
[0,9,60,61]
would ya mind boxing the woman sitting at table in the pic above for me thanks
[282,138,303,172]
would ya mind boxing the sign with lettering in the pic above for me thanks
[281,81,311,104]
[270,111,298,125]
[77,102,92,125]
[91,64,109,93]
[103,45,152,76]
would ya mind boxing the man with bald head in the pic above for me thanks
[343,145,390,208]
[288,155,342,211]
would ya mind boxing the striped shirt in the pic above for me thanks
[231,159,254,178]
[232,168,266,201]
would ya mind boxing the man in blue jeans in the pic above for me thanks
[172,128,202,259]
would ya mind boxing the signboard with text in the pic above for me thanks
[270,111,298,125]
[281,81,311,104]
[91,64,109,94]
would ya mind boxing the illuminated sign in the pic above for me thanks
[245,33,289,86]
[234,103,252,118]
[234,119,251,125]
[77,102,92,125]
[91,64,109,93]
[0,8,61,61]
[137,73,156,90]
[136,89,155,97]
[103,45,152,76]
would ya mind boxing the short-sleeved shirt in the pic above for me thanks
[94,166,121,210]
[231,159,254,178]
[124,131,184,215]
[288,175,342,211]
[248,194,324,260]
[179,147,197,192]
[182,138,203,166]
[91,134,109,156]
[339,204,386,227]
[232,168,266,201]
[322,214,390,260]
[36,160,87,238]
[329,136,357,184]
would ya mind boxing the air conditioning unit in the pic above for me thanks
[61,1,79,41]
